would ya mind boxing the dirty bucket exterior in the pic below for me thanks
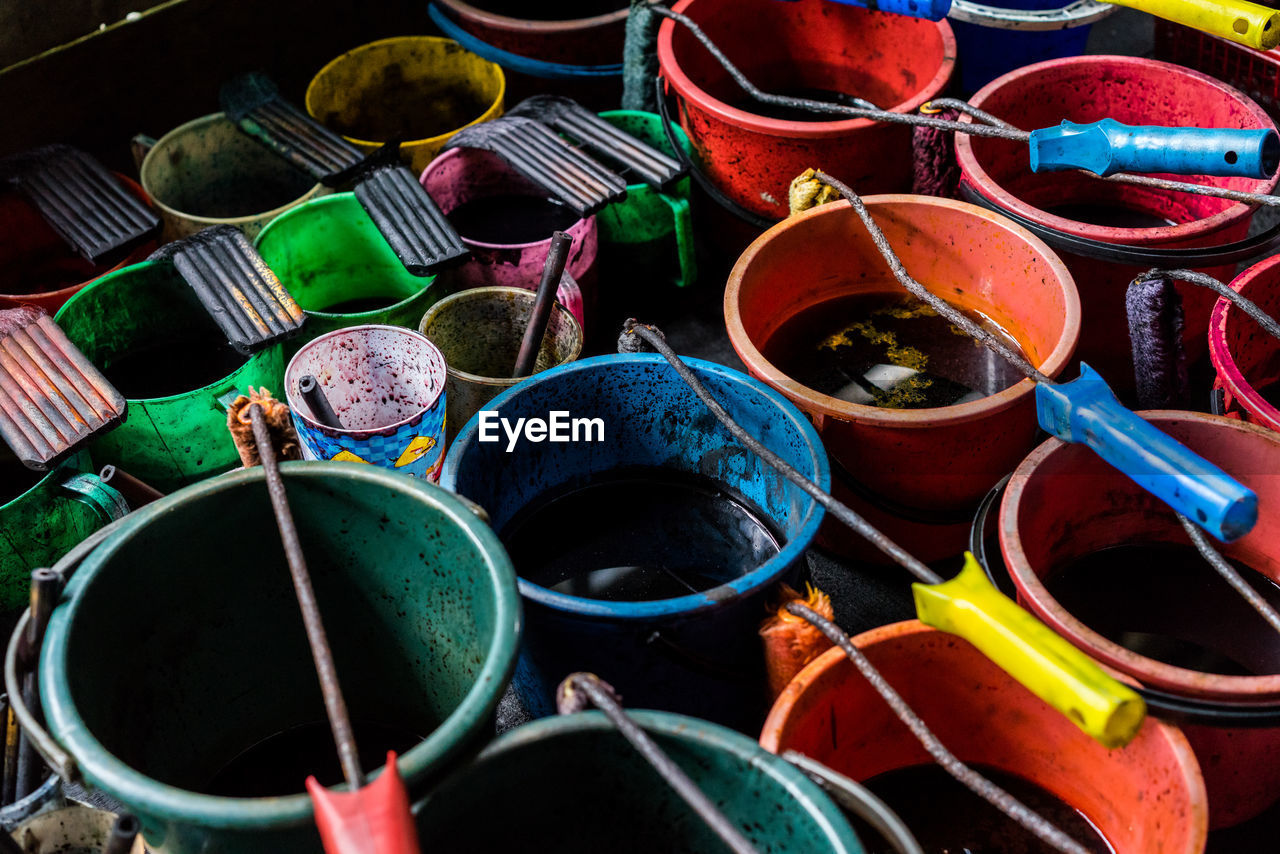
[440,354,829,732]
[254,191,447,347]
[54,259,283,494]
[416,710,865,852]
[956,56,1280,398]
[39,463,521,854]
[596,110,697,288]
[417,286,582,446]
[13,805,146,854]
[761,621,1208,853]
[428,0,629,109]
[0,449,127,618]
[1209,254,1280,432]
[138,113,326,243]
[285,326,449,481]
[657,0,955,221]
[0,174,157,313]
[419,146,595,328]
[949,0,1094,94]
[305,36,505,176]
[725,195,1080,562]
[1000,411,1280,827]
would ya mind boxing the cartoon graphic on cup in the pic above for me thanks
[285,325,448,481]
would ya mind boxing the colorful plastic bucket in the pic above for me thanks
[1209,253,1280,432]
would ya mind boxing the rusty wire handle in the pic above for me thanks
[248,403,364,791]
[557,673,761,854]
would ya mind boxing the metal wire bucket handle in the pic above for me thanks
[948,0,1116,30]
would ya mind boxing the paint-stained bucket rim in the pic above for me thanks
[138,112,326,229]
[1209,255,1280,431]
[417,286,582,388]
[304,36,506,152]
[253,191,437,322]
[53,259,264,405]
[433,0,631,32]
[284,324,448,437]
[724,195,1080,427]
[426,709,864,852]
[956,55,1280,243]
[39,462,521,828]
[1000,410,1280,702]
[439,352,830,620]
[656,0,956,138]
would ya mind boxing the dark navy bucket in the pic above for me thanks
[951,0,1096,94]
[439,354,829,732]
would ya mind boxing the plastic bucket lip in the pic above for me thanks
[956,55,1280,243]
[1000,410,1280,703]
[1209,255,1280,430]
[433,0,630,31]
[439,352,831,621]
[304,36,506,153]
[39,462,521,829]
[723,195,1081,428]
[139,113,325,228]
[655,0,957,138]
[252,191,435,321]
[284,324,447,437]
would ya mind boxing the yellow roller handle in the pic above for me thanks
[913,553,1147,749]
[1105,0,1280,50]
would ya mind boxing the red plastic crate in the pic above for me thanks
[1155,19,1280,120]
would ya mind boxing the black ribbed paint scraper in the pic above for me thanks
[149,226,305,355]
[1,145,160,265]
[220,72,468,274]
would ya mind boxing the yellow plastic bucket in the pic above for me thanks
[305,36,505,175]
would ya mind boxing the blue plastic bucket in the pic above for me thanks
[951,0,1094,94]
[439,354,830,731]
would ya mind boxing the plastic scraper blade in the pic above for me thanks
[307,752,421,854]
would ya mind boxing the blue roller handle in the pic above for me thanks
[1036,364,1257,542]
[1029,118,1280,178]
[774,0,952,21]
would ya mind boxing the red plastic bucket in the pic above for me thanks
[957,56,1279,398]
[760,620,1208,854]
[725,195,1079,561]
[1209,254,1280,432]
[656,0,955,222]
[1000,410,1280,827]
[0,174,155,313]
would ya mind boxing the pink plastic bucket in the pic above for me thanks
[1209,254,1280,432]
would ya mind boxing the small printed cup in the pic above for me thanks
[285,325,448,481]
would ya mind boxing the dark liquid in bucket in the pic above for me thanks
[103,336,247,399]
[1044,203,1177,229]
[0,457,42,505]
[501,467,781,601]
[324,73,492,142]
[1258,378,1280,410]
[761,292,1028,408]
[4,255,100,296]
[319,296,399,315]
[1047,542,1280,676]
[853,764,1114,853]
[447,195,579,245]
[205,719,423,798]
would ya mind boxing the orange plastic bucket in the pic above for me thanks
[761,620,1208,853]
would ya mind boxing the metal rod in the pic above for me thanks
[101,813,140,854]
[0,695,13,806]
[514,232,572,377]
[15,569,59,800]
[248,404,363,791]
[784,602,1090,854]
[98,465,165,507]
[299,376,343,429]
[1179,514,1280,635]
[559,673,761,854]
[623,322,943,585]
[1134,269,1280,342]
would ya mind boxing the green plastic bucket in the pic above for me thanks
[595,110,696,287]
[38,463,521,854]
[54,260,282,493]
[254,192,448,348]
[415,710,864,852]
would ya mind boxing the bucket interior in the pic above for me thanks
[0,188,107,296]
[666,0,949,116]
[421,148,584,231]
[416,713,857,853]
[255,193,433,317]
[966,59,1273,229]
[420,289,580,381]
[48,468,507,799]
[141,115,315,220]
[1220,265,1280,413]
